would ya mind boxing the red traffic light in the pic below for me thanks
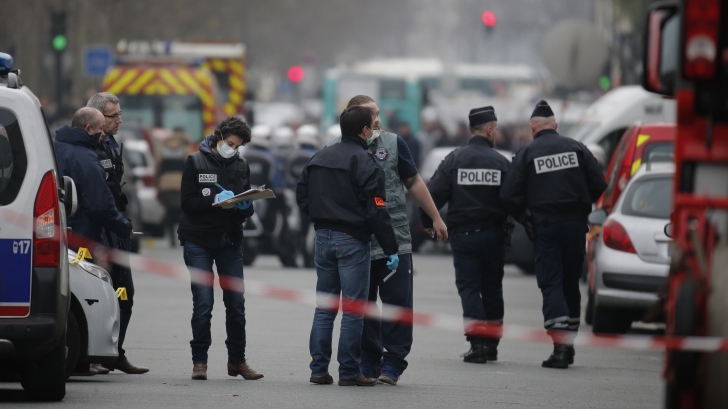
[288,66,305,83]
[481,10,497,28]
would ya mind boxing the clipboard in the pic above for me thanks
[212,185,277,209]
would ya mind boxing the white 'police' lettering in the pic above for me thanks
[100,159,113,169]
[534,152,579,174]
[198,174,218,183]
[457,169,501,186]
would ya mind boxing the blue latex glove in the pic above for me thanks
[386,254,399,270]
[214,190,235,204]
[235,199,252,210]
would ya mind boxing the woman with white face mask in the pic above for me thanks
[177,116,264,382]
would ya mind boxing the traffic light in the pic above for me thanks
[50,10,67,52]
[288,65,305,83]
[482,10,497,29]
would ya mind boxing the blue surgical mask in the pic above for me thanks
[218,141,238,159]
[366,129,380,146]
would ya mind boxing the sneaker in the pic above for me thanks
[462,344,487,364]
[360,364,381,379]
[378,364,399,385]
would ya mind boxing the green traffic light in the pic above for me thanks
[599,75,611,91]
[52,35,67,51]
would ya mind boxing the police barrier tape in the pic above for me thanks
[3,207,728,353]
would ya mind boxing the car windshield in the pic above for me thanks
[569,121,599,142]
[621,175,673,219]
[118,95,204,141]
[643,141,674,163]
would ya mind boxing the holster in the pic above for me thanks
[518,210,537,241]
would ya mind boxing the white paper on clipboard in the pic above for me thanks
[212,185,276,209]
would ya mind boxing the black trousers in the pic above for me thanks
[109,262,134,364]
[534,220,587,335]
[450,226,505,346]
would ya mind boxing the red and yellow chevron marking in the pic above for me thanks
[203,58,246,116]
[102,66,218,135]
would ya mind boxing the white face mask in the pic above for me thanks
[366,129,380,146]
[218,140,238,159]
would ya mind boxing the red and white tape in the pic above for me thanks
[3,208,728,352]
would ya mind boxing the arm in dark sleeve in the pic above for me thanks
[419,153,453,228]
[500,149,528,217]
[296,163,310,216]
[180,156,215,215]
[396,136,419,187]
[356,157,398,256]
[237,161,255,219]
[79,160,132,238]
[580,144,608,202]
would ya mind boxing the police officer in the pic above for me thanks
[86,92,148,375]
[500,100,606,368]
[178,116,263,381]
[297,105,399,387]
[421,106,510,364]
[329,95,447,386]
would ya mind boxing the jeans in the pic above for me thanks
[361,253,413,375]
[183,237,247,365]
[309,230,370,379]
[450,226,505,346]
[534,220,587,334]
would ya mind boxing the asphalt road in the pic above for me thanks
[1,243,664,408]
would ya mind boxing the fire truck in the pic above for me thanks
[642,0,728,407]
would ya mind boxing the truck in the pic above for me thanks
[641,1,728,407]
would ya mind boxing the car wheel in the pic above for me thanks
[279,243,298,268]
[64,310,81,379]
[585,289,595,326]
[21,332,66,401]
[516,262,535,275]
[243,248,257,266]
[592,305,633,334]
[672,278,699,390]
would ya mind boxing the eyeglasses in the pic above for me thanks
[104,111,122,120]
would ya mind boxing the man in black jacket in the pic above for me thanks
[178,117,263,382]
[297,106,398,387]
[500,100,606,369]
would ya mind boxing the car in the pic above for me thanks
[569,86,676,168]
[66,249,120,378]
[0,53,77,401]
[585,163,673,334]
[121,139,166,239]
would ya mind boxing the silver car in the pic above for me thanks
[586,162,673,334]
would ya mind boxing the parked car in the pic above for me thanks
[585,163,673,334]
[0,54,76,401]
[66,249,120,378]
[569,86,676,168]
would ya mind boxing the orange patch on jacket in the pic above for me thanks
[374,197,385,207]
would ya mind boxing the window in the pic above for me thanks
[621,176,673,219]
[380,79,406,100]
[643,141,674,163]
[162,96,203,140]
[0,108,27,205]
[603,130,633,197]
[597,127,629,167]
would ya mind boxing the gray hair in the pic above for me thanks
[71,107,103,130]
[86,92,119,114]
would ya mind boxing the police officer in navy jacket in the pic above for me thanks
[500,100,606,369]
[421,106,510,364]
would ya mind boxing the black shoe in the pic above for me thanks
[542,345,571,369]
[310,374,333,384]
[566,346,575,365]
[485,345,498,361]
[463,344,487,364]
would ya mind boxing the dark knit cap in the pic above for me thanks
[531,100,554,118]
[468,106,497,127]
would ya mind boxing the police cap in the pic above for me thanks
[468,106,497,127]
[531,100,554,118]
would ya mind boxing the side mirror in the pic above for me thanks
[62,176,78,218]
[588,209,608,226]
[641,2,680,96]
[664,222,673,238]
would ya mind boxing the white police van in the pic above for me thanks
[0,53,119,400]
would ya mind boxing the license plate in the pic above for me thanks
[0,239,32,318]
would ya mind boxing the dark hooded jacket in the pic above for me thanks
[177,135,253,249]
[54,126,132,247]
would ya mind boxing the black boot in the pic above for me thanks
[485,342,498,361]
[541,345,571,369]
[566,346,575,365]
[463,343,487,364]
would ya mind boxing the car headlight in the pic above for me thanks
[77,261,113,284]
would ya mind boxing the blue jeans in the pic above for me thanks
[183,238,247,365]
[450,226,505,346]
[309,230,370,379]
